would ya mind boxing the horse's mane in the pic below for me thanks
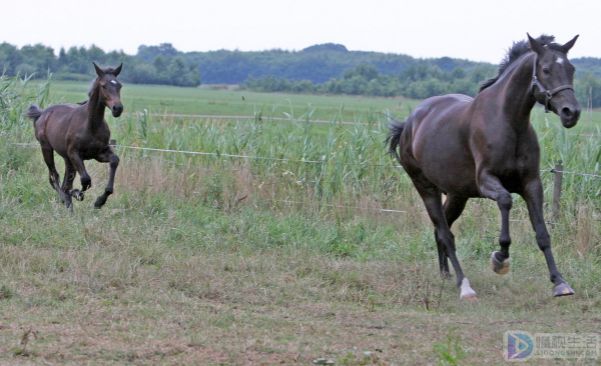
[478,35,563,93]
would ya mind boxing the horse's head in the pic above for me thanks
[93,62,124,117]
[528,34,581,128]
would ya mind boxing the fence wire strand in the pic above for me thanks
[15,142,601,179]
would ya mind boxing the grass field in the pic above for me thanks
[0,77,600,365]
[48,81,415,123]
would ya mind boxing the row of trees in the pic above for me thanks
[244,62,496,100]
[2,41,601,105]
[0,43,200,87]
[244,61,601,104]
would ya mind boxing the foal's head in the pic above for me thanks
[528,34,581,128]
[92,62,124,117]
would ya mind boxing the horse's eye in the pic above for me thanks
[101,85,107,89]
[542,67,550,75]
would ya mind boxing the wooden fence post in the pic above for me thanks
[551,159,563,222]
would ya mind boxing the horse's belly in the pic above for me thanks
[413,148,481,197]
[427,170,480,197]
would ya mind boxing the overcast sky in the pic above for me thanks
[2,0,599,64]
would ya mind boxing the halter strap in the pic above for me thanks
[531,56,574,113]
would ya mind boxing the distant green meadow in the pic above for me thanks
[48,81,416,122]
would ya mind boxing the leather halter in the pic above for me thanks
[531,55,574,113]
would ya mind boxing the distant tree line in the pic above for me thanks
[243,62,497,100]
[1,41,601,105]
[0,42,200,87]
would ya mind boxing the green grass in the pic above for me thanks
[1,77,600,365]
[48,81,416,122]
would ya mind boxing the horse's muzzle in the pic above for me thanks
[559,104,581,128]
[111,104,124,117]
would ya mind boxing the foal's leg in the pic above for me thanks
[61,160,84,202]
[412,179,477,301]
[477,172,513,275]
[439,195,469,276]
[40,143,71,207]
[68,151,92,193]
[93,149,120,209]
[522,180,574,296]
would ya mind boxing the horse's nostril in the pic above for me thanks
[562,107,573,118]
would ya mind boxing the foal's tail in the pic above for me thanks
[385,117,406,164]
[25,104,43,123]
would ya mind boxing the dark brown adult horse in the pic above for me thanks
[387,34,580,301]
[26,62,123,210]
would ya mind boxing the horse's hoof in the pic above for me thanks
[94,197,107,209]
[491,251,510,275]
[459,278,478,302]
[71,189,85,201]
[441,272,453,280]
[553,283,575,297]
[460,293,479,303]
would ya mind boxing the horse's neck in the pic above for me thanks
[498,55,538,125]
[86,88,106,128]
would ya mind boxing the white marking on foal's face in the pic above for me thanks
[111,80,117,85]
[556,58,565,65]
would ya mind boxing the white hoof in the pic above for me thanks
[459,278,478,302]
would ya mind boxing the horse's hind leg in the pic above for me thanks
[412,178,477,302]
[40,144,72,208]
[439,195,469,277]
[94,151,119,209]
[61,160,84,202]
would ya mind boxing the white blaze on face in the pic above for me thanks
[557,58,565,65]
[111,80,117,85]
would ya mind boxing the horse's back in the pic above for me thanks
[34,104,79,155]
[410,94,472,126]
[401,93,480,197]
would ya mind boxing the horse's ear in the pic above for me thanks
[559,35,579,54]
[527,33,544,55]
[93,62,104,77]
[113,63,123,77]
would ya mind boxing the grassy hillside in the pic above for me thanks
[0,78,600,365]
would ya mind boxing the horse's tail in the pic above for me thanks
[385,117,406,164]
[25,104,43,123]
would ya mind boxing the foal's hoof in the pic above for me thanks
[491,251,510,275]
[71,189,85,201]
[553,283,575,297]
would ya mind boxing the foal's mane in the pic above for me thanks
[479,34,563,93]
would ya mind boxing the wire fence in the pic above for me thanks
[13,142,601,217]
[14,142,601,179]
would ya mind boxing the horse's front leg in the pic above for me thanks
[94,151,119,209]
[477,172,513,275]
[522,179,574,297]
